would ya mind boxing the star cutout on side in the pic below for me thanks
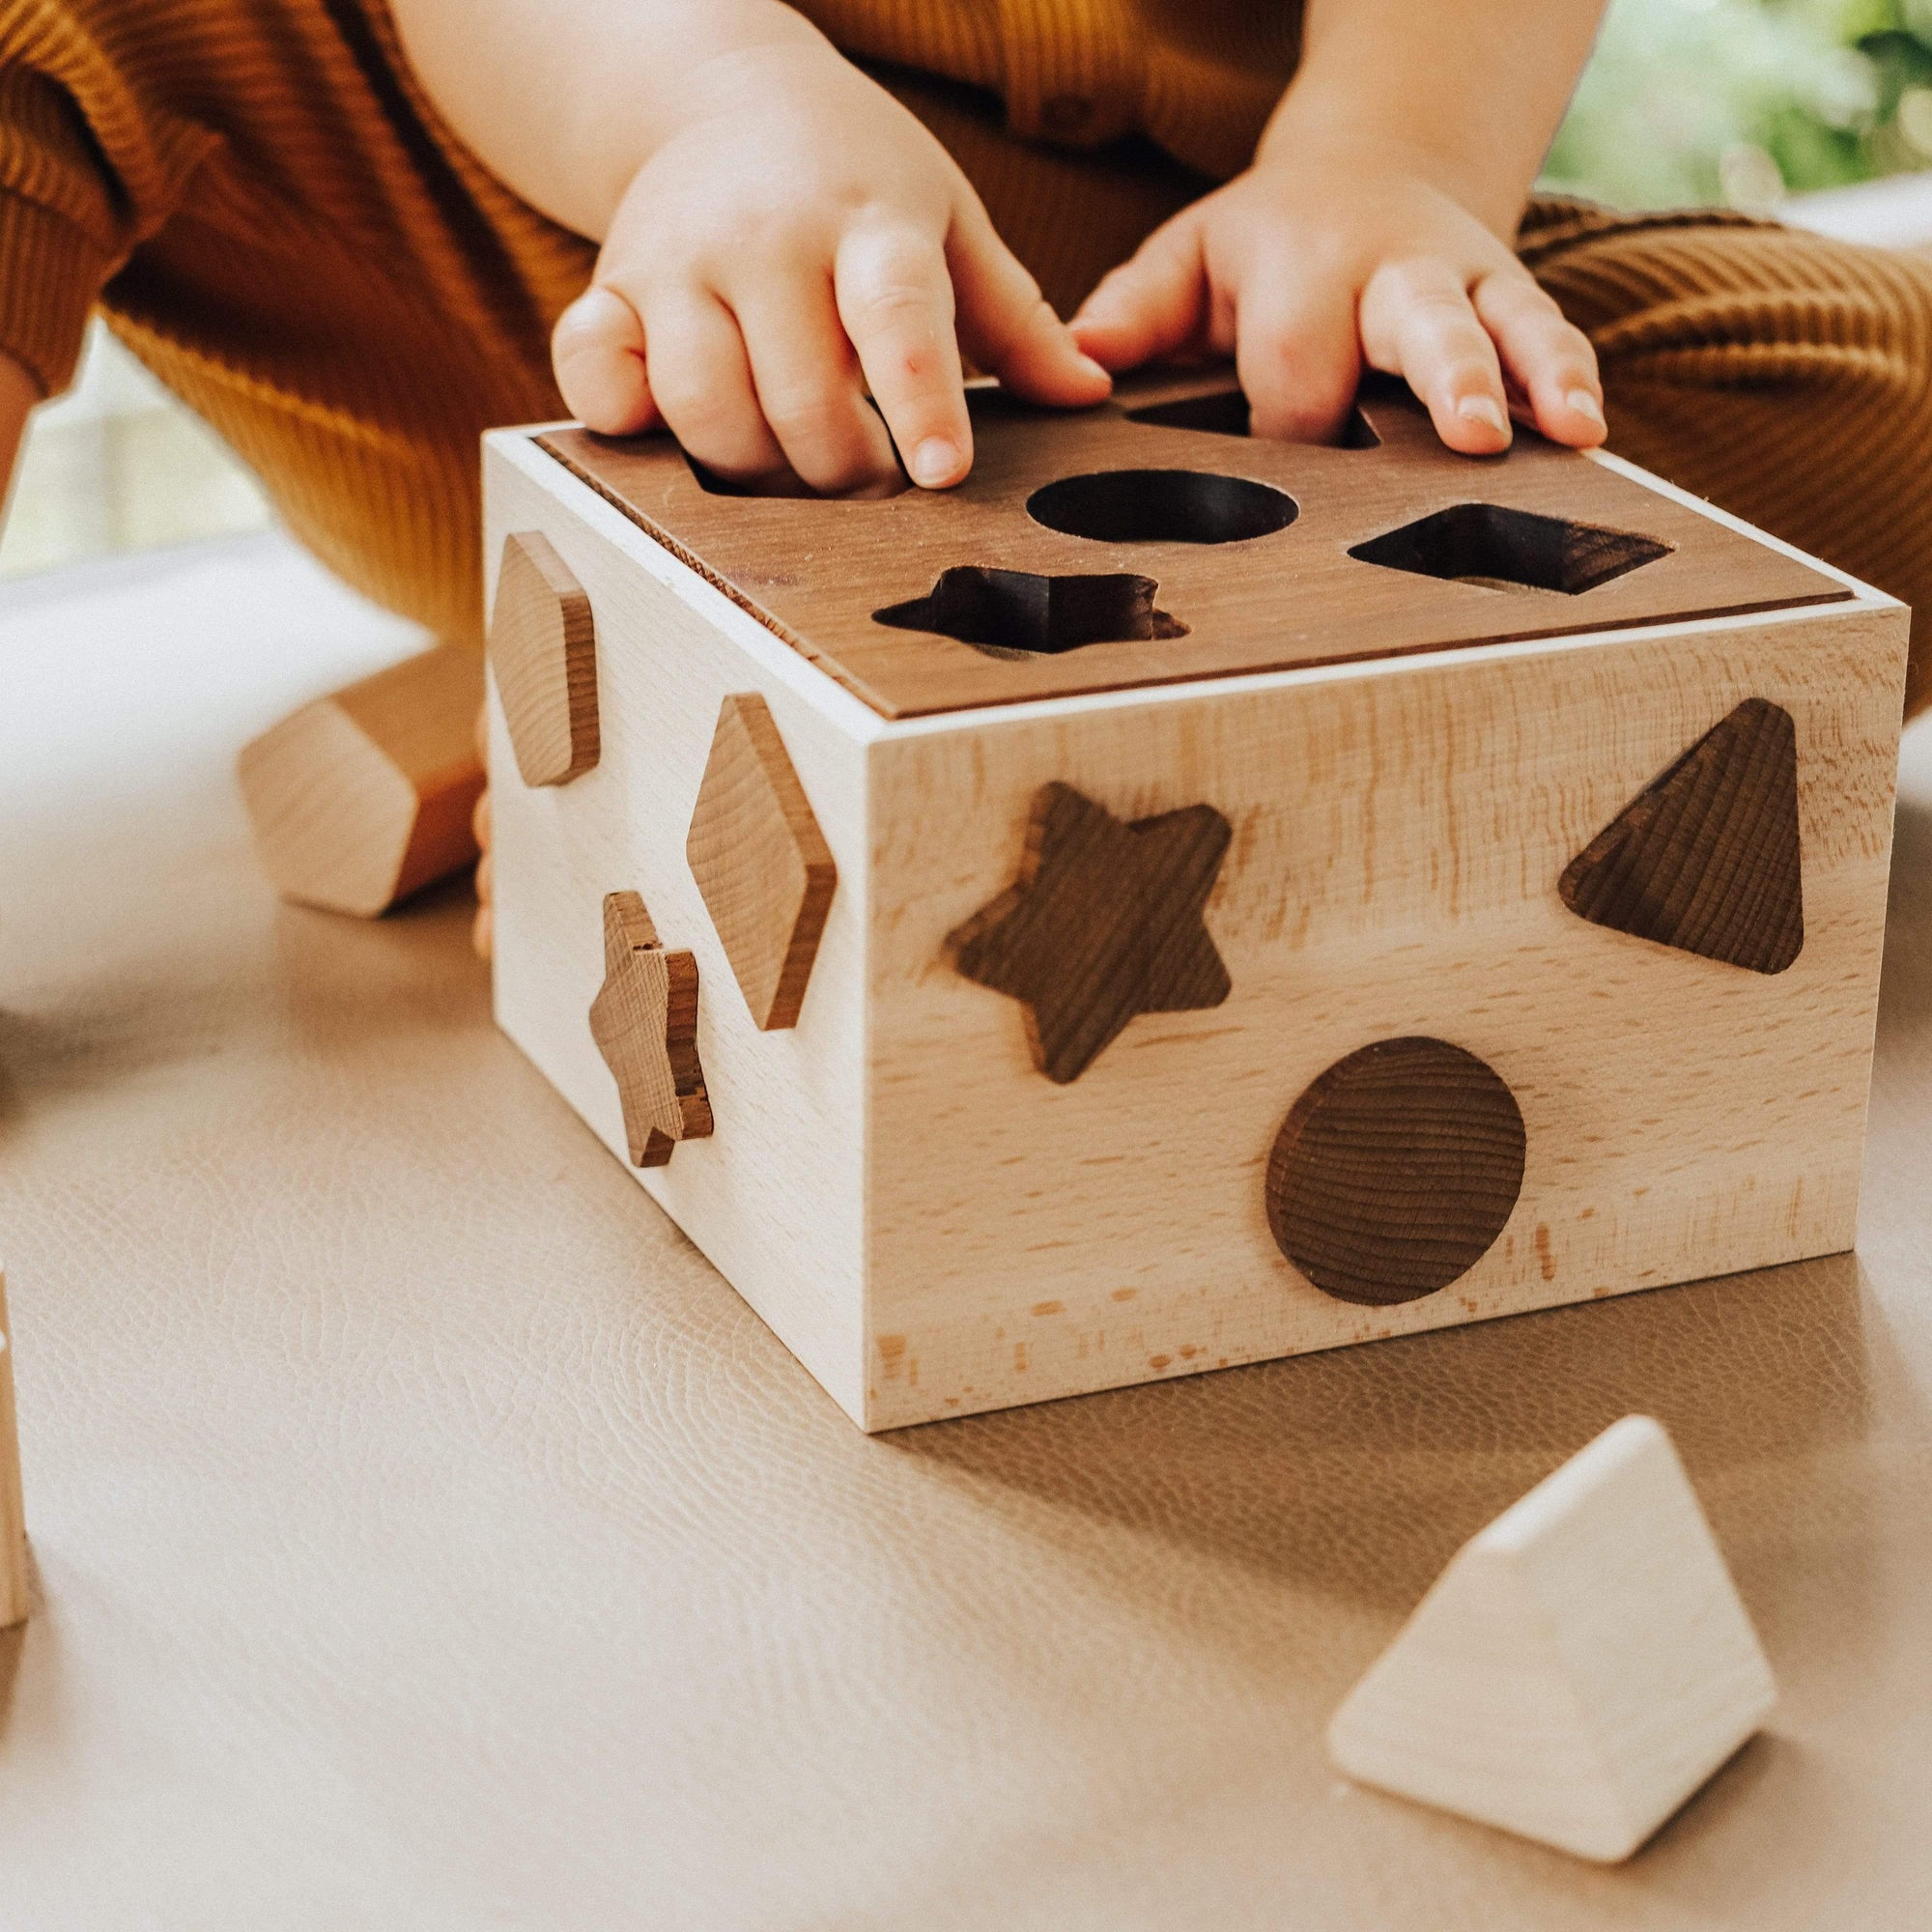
[588,890,714,1166]
[946,781,1234,1084]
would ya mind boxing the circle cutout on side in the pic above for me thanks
[1264,1037,1526,1306]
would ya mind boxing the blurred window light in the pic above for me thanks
[0,323,271,581]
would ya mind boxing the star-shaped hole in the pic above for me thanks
[873,566,1186,659]
[946,782,1234,1083]
[588,890,714,1166]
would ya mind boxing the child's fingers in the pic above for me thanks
[642,288,799,491]
[1470,271,1606,448]
[1069,216,1210,371]
[835,224,972,490]
[1233,275,1361,443]
[731,269,904,497]
[948,202,1113,409]
[1359,258,1512,456]
[553,286,661,436]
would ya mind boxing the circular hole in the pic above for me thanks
[1027,469,1297,546]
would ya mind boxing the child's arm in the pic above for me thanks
[390,0,1109,496]
[1071,0,1610,455]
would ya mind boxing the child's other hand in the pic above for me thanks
[550,40,1110,496]
[1069,143,1605,456]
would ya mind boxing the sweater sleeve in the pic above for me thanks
[0,1,215,395]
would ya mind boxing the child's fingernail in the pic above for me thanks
[910,437,960,487]
[1076,352,1112,384]
[1456,394,1509,437]
[1566,386,1605,427]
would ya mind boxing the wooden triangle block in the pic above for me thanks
[1558,696,1803,974]
[1327,1416,1775,1861]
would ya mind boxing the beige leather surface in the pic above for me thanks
[1,532,1929,1928]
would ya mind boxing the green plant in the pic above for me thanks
[1543,0,1932,208]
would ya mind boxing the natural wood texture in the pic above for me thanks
[1327,1415,1776,1861]
[486,429,1906,1432]
[0,1264,26,1629]
[588,891,713,1166]
[686,694,838,1030]
[536,369,1848,719]
[1264,1037,1526,1305]
[237,641,484,917]
[946,782,1232,1084]
[488,530,599,787]
[1560,696,1804,974]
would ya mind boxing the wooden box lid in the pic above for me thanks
[536,373,1847,721]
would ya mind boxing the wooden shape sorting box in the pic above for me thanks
[483,373,1907,1432]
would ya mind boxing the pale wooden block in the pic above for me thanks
[1326,1415,1776,1861]
[238,641,483,917]
[0,1264,27,1628]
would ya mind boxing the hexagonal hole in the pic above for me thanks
[1349,502,1670,594]
[873,567,1187,659]
[1027,469,1298,545]
[1125,387,1381,448]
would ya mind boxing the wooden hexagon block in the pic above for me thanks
[237,640,484,918]
[686,694,837,1031]
[488,530,599,787]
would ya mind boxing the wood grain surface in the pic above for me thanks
[487,530,600,787]
[236,640,484,917]
[946,781,1233,1084]
[536,370,1848,718]
[686,694,838,1030]
[487,430,1907,1432]
[1264,1037,1528,1306]
[587,890,713,1167]
[1559,696,1804,975]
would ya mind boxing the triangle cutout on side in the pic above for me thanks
[1327,1417,1776,1861]
[1558,697,1803,974]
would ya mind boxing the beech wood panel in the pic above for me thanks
[862,604,1905,1426]
[484,435,880,1425]
[536,372,1848,719]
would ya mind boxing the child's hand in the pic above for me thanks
[550,40,1110,496]
[1070,141,1605,456]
